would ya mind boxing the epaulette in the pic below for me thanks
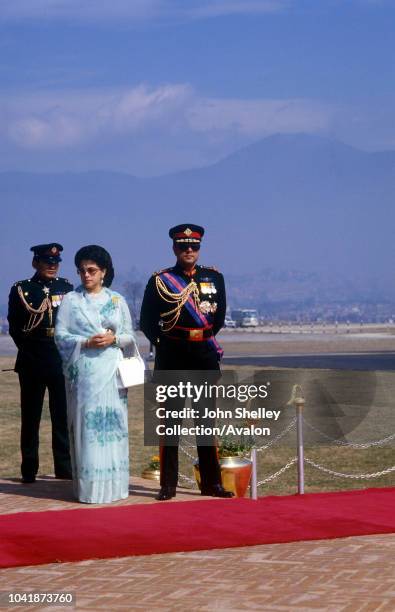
[53,276,72,285]
[152,267,171,276]
[201,265,219,272]
[14,279,29,287]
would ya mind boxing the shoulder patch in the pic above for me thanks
[202,265,219,273]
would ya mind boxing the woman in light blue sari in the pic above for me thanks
[55,245,135,503]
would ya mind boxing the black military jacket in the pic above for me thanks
[8,274,73,373]
[140,263,226,348]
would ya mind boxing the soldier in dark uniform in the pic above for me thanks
[7,243,73,483]
[140,224,234,501]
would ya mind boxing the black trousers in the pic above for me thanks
[160,394,221,488]
[18,369,71,478]
[155,338,222,489]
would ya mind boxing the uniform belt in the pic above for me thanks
[164,326,213,342]
[26,327,55,338]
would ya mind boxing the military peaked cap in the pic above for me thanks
[169,224,205,244]
[30,243,63,263]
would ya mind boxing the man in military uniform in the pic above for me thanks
[8,243,73,483]
[140,224,234,501]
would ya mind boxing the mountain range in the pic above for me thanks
[1,133,394,307]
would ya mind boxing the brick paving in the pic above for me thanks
[0,476,203,515]
[1,477,395,611]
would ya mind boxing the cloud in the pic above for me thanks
[9,116,82,148]
[2,84,193,149]
[0,85,331,151]
[0,0,288,23]
[188,97,330,137]
[105,84,193,131]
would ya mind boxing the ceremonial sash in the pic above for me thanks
[161,272,223,359]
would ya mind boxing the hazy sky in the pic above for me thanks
[1,0,395,176]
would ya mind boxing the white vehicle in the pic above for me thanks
[231,309,259,327]
[224,316,236,328]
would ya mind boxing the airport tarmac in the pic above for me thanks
[1,328,395,370]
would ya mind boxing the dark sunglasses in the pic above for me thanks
[177,243,200,252]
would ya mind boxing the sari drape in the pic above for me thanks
[55,286,135,503]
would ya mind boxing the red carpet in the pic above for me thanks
[1,487,395,569]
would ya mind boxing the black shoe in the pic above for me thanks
[21,475,36,484]
[55,472,73,480]
[156,486,176,501]
[201,484,234,498]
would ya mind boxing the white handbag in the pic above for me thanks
[117,346,145,388]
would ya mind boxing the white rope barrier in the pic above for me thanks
[303,418,395,449]
[179,444,196,461]
[255,417,297,452]
[176,383,394,493]
[256,457,298,487]
[304,458,395,480]
[178,472,198,487]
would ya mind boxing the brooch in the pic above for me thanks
[51,295,63,307]
[199,301,218,314]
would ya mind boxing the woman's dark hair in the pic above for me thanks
[74,245,114,287]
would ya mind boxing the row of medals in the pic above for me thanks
[198,281,217,315]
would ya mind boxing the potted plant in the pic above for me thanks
[141,455,161,481]
[193,435,254,498]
